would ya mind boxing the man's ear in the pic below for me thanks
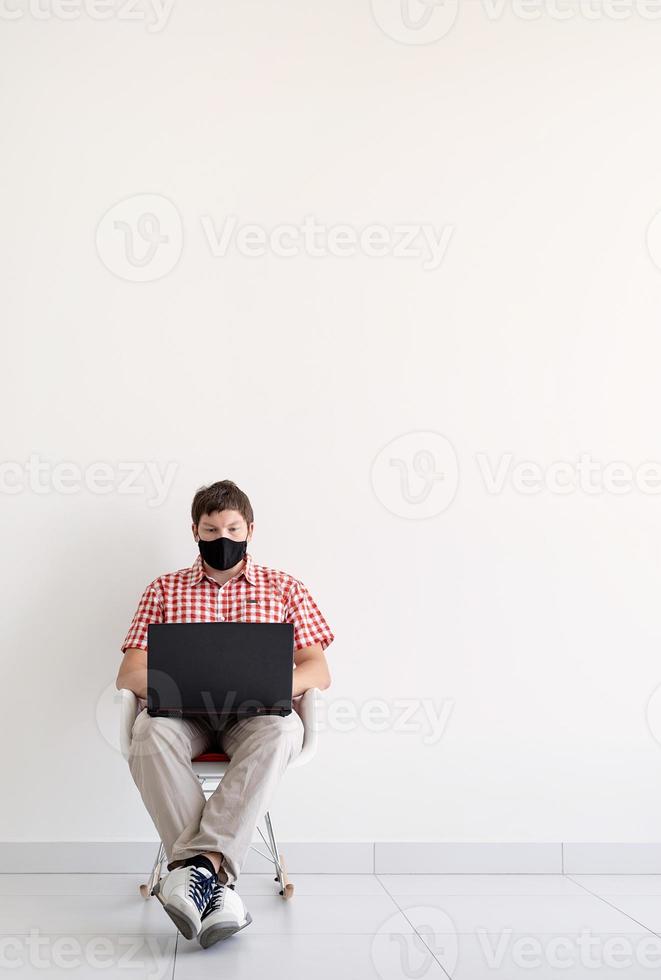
[192,522,199,542]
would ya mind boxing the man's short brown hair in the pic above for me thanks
[191,480,254,527]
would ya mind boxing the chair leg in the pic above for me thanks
[139,841,165,899]
[264,810,294,900]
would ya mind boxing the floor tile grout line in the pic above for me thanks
[373,874,453,979]
[563,874,661,938]
[375,871,614,899]
[172,931,180,979]
[369,871,586,877]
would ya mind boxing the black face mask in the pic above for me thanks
[197,534,248,571]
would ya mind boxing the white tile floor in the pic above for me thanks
[1,872,661,978]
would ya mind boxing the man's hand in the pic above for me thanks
[292,642,331,698]
[115,647,148,699]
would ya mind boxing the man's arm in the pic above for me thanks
[285,578,334,698]
[292,642,331,698]
[115,647,148,699]
[116,579,163,698]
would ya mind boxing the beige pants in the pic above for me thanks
[127,705,305,886]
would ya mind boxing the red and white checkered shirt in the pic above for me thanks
[121,551,335,656]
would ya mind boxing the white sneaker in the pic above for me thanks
[153,864,217,940]
[198,880,253,948]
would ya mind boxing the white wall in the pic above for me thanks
[2,0,661,848]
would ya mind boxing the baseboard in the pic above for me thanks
[562,843,661,874]
[2,842,661,874]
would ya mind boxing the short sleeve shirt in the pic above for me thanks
[121,552,334,710]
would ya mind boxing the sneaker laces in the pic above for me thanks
[188,867,216,913]
[201,879,227,919]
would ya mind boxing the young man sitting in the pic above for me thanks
[115,479,334,948]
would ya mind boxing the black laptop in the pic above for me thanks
[147,622,294,719]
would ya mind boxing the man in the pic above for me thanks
[115,479,334,949]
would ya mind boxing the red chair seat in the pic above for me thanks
[193,751,230,762]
